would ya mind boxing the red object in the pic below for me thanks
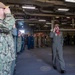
[55,27,60,35]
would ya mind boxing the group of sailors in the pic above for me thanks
[13,31,51,55]
[17,33,34,53]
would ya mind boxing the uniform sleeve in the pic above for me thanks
[0,13,15,32]
[12,28,17,36]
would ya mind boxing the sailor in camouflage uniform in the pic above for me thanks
[0,2,16,75]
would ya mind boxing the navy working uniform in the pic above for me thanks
[27,35,34,49]
[0,2,16,75]
[0,14,16,75]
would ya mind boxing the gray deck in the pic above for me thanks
[15,46,75,75]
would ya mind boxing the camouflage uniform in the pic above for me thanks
[0,13,16,75]
[17,35,21,53]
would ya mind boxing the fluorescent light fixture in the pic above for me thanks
[19,30,25,33]
[66,17,70,18]
[38,19,46,22]
[56,16,59,18]
[61,23,67,24]
[46,22,51,24]
[22,5,36,9]
[58,8,69,11]
[65,0,75,3]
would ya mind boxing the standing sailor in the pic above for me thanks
[0,2,16,75]
[50,23,66,74]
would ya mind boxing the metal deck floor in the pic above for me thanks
[15,46,75,75]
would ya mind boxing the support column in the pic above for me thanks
[72,18,75,28]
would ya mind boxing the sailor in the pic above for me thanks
[50,23,66,74]
[0,2,16,75]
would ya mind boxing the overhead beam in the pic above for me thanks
[24,11,75,18]
[34,29,75,32]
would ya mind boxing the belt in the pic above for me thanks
[0,28,9,34]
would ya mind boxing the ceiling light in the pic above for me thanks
[61,23,67,24]
[38,19,46,22]
[29,18,37,20]
[46,22,51,24]
[58,8,69,11]
[66,17,70,18]
[22,5,36,9]
[19,29,25,33]
[65,0,75,3]
[56,16,59,18]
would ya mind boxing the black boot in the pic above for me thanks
[53,66,57,70]
[61,70,66,74]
